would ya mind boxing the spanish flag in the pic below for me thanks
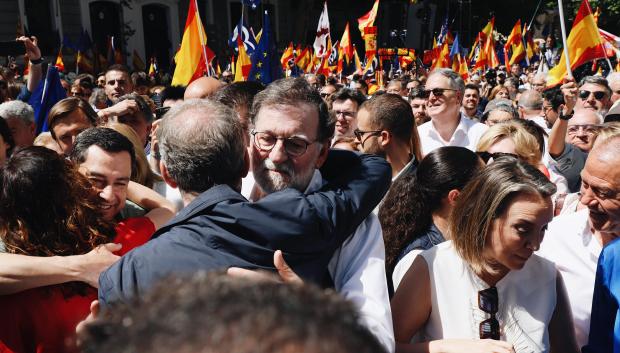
[358,0,379,35]
[55,48,65,72]
[234,36,252,82]
[504,20,526,68]
[547,0,606,87]
[340,22,353,63]
[172,0,210,86]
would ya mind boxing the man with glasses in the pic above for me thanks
[549,78,604,192]
[319,83,338,100]
[244,78,394,352]
[539,135,620,350]
[354,93,420,180]
[576,76,612,114]
[328,88,367,141]
[417,68,488,155]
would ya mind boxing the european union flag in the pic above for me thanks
[449,33,462,58]
[248,11,282,85]
[28,65,67,134]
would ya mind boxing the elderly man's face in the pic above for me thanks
[577,83,610,113]
[608,79,620,104]
[6,116,35,147]
[250,103,328,194]
[105,70,133,102]
[580,149,620,236]
[425,74,461,120]
[566,110,601,152]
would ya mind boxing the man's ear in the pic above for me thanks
[380,130,391,147]
[159,160,178,189]
[315,141,330,168]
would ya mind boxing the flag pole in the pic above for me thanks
[194,0,211,77]
[557,0,572,78]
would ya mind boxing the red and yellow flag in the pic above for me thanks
[431,41,450,70]
[353,45,363,73]
[294,47,311,70]
[547,0,606,87]
[358,0,379,35]
[504,20,526,68]
[340,22,353,63]
[172,0,211,86]
[280,42,294,70]
[234,36,252,82]
[55,49,65,72]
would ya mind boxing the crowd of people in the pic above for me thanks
[0,33,619,353]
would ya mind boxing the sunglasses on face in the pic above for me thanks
[478,286,500,340]
[579,90,607,101]
[420,87,457,98]
[476,151,519,164]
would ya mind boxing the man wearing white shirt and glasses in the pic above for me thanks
[417,69,488,155]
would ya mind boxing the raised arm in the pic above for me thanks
[127,181,177,229]
[548,78,577,158]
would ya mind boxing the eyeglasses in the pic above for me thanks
[567,124,601,135]
[579,90,607,101]
[476,151,519,164]
[353,128,382,147]
[420,87,458,98]
[334,110,356,118]
[478,286,500,340]
[320,92,330,98]
[251,130,315,157]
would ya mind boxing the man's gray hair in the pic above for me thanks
[518,90,543,111]
[0,100,34,125]
[250,77,334,143]
[89,88,107,107]
[579,75,612,95]
[428,68,465,94]
[159,99,246,194]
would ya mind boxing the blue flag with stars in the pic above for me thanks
[248,11,282,85]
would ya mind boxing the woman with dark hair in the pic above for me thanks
[379,146,482,292]
[0,116,15,165]
[392,158,578,353]
[0,147,145,353]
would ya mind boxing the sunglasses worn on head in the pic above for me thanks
[476,151,518,164]
[420,87,457,98]
[478,286,500,340]
[579,90,606,101]
[155,106,171,119]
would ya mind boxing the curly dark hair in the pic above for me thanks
[0,146,115,257]
[379,146,482,278]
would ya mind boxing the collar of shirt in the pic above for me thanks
[392,157,416,182]
[425,113,471,144]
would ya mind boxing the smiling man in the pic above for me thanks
[539,134,620,350]
[576,76,612,115]
[328,88,367,142]
[417,69,487,155]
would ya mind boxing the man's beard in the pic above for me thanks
[362,138,386,158]
[254,158,317,194]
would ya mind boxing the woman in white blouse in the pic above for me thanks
[392,158,578,353]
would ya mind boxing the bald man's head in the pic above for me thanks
[184,77,223,99]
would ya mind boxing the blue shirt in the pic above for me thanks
[583,238,620,353]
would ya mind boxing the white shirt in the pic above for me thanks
[242,171,395,353]
[420,241,557,352]
[417,114,488,155]
[392,249,423,290]
[537,209,599,349]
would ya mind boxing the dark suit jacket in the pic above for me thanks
[98,151,391,306]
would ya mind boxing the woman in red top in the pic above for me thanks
[0,147,116,353]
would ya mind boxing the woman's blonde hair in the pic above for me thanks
[106,122,161,188]
[477,120,542,166]
[594,122,620,147]
[450,158,556,274]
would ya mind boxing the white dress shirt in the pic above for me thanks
[537,209,599,349]
[242,171,395,353]
[417,114,488,155]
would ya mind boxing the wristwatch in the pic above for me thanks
[559,111,573,121]
[30,57,44,65]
